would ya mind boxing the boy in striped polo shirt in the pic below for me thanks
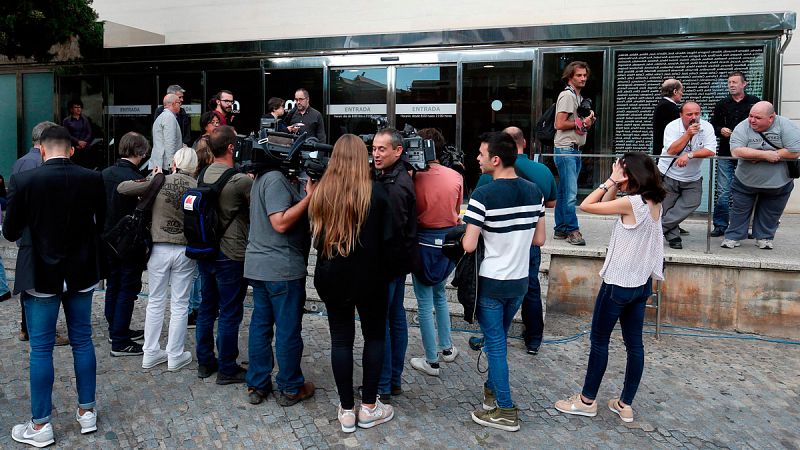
[462,131,546,432]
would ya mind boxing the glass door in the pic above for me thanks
[394,66,457,145]
[328,67,388,143]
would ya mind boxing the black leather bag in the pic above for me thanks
[102,173,165,260]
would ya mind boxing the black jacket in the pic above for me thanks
[652,98,680,155]
[3,158,106,294]
[447,227,483,324]
[154,106,192,146]
[710,94,760,157]
[375,161,419,276]
[102,159,145,233]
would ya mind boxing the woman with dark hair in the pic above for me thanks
[309,134,395,432]
[193,111,219,178]
[555,152,666,424]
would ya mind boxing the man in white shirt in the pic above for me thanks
[151,94,183,170]
[658,102,717,249]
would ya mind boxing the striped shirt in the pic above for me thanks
[464,177,544,297]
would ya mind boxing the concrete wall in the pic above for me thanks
[547,255,800,339]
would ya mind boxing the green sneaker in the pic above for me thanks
[482,386,496,411]
[471,406,520,432]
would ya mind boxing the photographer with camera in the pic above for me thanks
[243,139,317,407]
[372,128,418,402]
[285,88,326,143]
[553,61,595,246]
[658,102,716,249]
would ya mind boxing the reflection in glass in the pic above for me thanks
[395,66,457,160]
[329,68,388,142]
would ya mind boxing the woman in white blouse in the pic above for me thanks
[555,152,666,424]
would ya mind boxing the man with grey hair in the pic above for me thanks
[652,79,683,155]
[721,101,800,250]
[151,94,183,170]
[154,85,192,146]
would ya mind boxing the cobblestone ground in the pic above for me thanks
[0,293,798,449]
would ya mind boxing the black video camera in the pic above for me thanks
[577,98,593,119]
[234,117,332,180]
[359,118,436,171]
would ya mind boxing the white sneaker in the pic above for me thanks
[142,350,168,369]
[11,421,55,448]
[358,397,394,428]
[756,239,773,250]
[410,357,440,376]
[720,239,740,249]
[440,346,459,362]
[337,405,357,433]
[76,409,97,434]
[168,351,193,372]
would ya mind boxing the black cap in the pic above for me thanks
[40,126,73,144]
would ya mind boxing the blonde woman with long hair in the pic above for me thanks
[310,134,395,432]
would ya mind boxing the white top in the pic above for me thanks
[658,118,716,182]
[599,195,664,287]
[151,109,182,170]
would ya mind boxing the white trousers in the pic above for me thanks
[145,243,196,359]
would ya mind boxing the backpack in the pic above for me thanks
[102,173,166,261]
[535,103,557,147]
[182,166,238,260]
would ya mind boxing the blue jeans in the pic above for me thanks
[582,281,650,405]
[725,176,794,241]
[379,276,408,394]
[104,257,144,350]
[23,290,96,423]
[554,146,582,233]
[411,275,452,363]
[0,254,10,295]
[196,253,247,375]
[246,278,306,395]
[713,159,737,229]
[521,246,543,350]
[188,266,202,313]
[478,294,524,408]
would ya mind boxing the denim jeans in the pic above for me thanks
[725,176,794,241]
[246,278,306,395]
[188,266,202,313]
[521,246,543,350]
[554,146,582,233]
[712,159,737,230]
[23,290,96,424]
[379,275,408,394]
[0,253,10,295]
[104,257,144,350]
[411,275,452,363]
[196,253,247,376]
[582,281,651,405]
[477,294,524,408]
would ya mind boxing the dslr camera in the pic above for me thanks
[576,98,593,119]
[359,117,436,171]
[234,116,332,180]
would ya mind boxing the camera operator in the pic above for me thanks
[658,102,716,249]
[372,128,418,402]
[243,145,317,406]
[407,128,462,377]
[285,88,326,143]
[266,97,290,133]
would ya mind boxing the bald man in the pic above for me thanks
[652,79,683,155]
[721,101,800,250]
[657,102,716,249]
[151,93,183,170]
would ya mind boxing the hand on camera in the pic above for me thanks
[305,178,318,196]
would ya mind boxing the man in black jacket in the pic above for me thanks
[101,132,149,356]
[652,79,683,155]
[372,127,418,402]
[4,126,105,447]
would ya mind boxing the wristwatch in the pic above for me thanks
[687,151,695,159]
[598,183,610,192]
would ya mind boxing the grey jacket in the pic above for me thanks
[118,171,196,245]
[151,109,183,170]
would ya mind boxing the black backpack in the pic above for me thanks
[535,103,558,147]
[102,173,166,261]
[182,166,238,260]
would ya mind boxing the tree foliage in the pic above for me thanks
[0,0,103,61]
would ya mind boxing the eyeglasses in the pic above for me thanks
[294,97,307,101]
[220,99,234,103]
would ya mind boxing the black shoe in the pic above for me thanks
[710,226,726,237]
[679,227,689,235]
[248,386,272,405]
[110,343,144,357]
[668,237,683,249]
[378,393,391,404]
[0,291,11,302]
[526,346,540,355]
[468,336,484,351]
[216,365,247,385]
[197,363,218,379]
[553,230,568,240]
[187,311,197,329]
[129,329,145,342]
[391,384,403,396]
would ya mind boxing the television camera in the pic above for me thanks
[359,117,436,171]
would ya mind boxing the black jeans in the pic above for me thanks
[104,257,144,350]
[323,289,388,409]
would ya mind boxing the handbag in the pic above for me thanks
[102,173,166,259]
[759,132,800,179]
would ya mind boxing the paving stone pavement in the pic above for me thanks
[0,293,798,449]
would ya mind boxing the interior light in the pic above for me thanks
[483,64,495,68]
